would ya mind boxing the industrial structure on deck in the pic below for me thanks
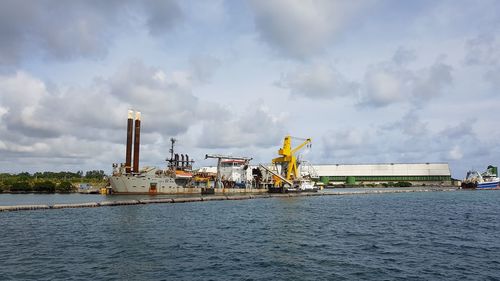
[314,163,452,186]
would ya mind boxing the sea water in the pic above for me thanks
[1,190,499,280]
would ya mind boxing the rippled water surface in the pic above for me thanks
[1,190,499,280]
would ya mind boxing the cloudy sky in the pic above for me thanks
[0,0,499,178]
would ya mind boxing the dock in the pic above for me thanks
[0,187,457,212]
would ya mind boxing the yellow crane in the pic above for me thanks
[272,135,312,186]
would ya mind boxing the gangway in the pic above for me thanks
[300,160,319,179]
[259,164,293,186]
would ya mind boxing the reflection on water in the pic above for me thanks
[0,190,499,280]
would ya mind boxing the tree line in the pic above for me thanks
[0,170,107,193]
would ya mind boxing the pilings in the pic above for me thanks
[0,188,457,212]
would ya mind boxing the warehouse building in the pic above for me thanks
[313,163,452,186]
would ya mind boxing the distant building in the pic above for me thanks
[313,163,451,186]
[198,162,452,186]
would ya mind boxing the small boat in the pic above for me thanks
[285,179,319,193]
[78,183,100,194]
[461,166,500,190]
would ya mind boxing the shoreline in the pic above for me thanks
[0,187,459,212]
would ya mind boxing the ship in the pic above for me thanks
[109,110,268,195]
[461,165,500,190]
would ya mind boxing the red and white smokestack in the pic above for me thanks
[132,111,141,173]
[125,110,134,174]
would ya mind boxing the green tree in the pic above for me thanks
[33,180,56,193]
[395,181,412,187]
[85,170,105,179]
[17,172,32,182]
[10,181,33,193]
[56,181,75,193]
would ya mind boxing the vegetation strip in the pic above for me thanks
[0,188,457,212]
[0,170,108,194]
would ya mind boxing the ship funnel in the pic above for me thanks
[132,111,141,173]
[125,110,134,174]
[181,154,185,168]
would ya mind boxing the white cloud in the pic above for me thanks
[0,0,185,66]
[484,67,500,88]
[142,0,184,36]
[1,0,499,180]
[321,128,371,163]
[382,110,428,137]
[358,50,453,107]
[439,119,475,140]
[0,71,45,107]
[188,54,221,84]
[464,34,500,66]
[0,60,291,171]
[411,59,452,101]
[276,63,358,99]
[152,70,167,82]
[0,71,60,138]
[0,62,217,170]
[464,34,500,89]
[361,65,410,106]
[249,0,372,58]
[0,106,6,119]
[392,47,417,66]
[197,103,286,149]
[448,145,463,160]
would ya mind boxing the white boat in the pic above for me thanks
[284,179,318,193]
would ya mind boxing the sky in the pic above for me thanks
[0,0,499,178]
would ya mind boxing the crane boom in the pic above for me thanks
[291,138,311,155]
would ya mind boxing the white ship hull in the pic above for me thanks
[109,174,267,195]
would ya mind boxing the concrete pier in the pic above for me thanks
[0,188,457,212]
